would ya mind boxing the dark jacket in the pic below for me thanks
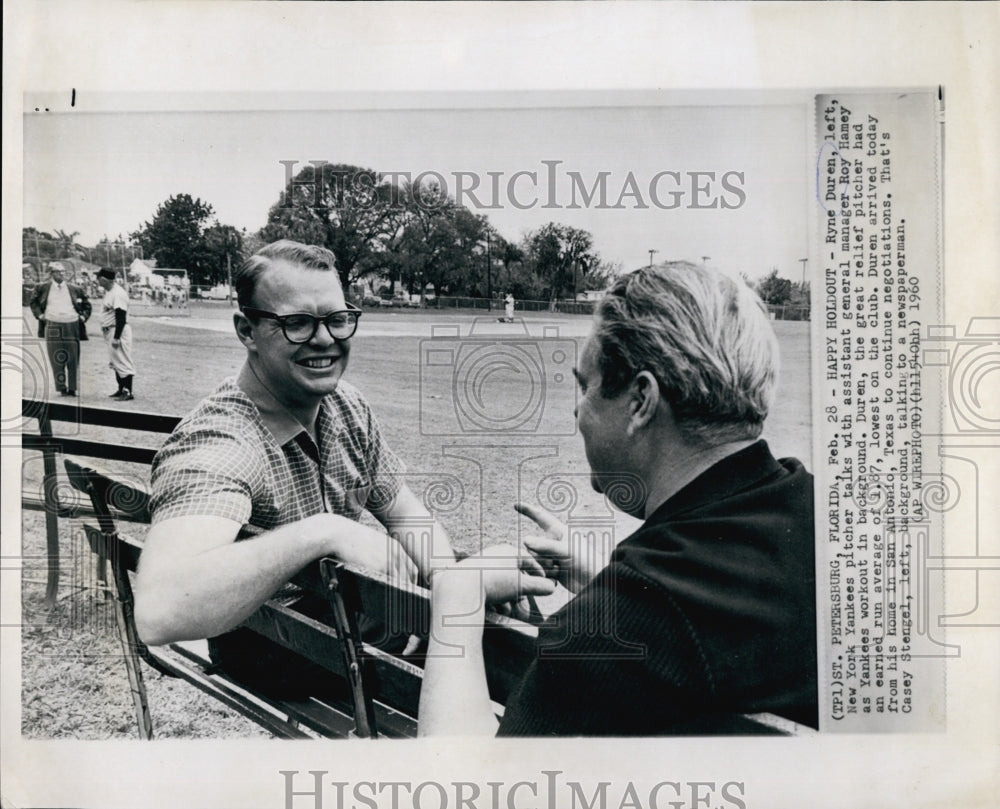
[29,281,92,340]
[498,440,818,736]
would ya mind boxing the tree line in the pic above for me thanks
[25,163,810,307]
[24,164,620,302]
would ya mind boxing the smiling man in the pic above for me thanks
[136,240,452,698]
[419,260,817,736]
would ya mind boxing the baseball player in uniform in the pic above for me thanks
[96,267,136,400]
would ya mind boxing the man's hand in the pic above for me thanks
[435,544,556,609]
[310,514,418,584]
[516,502,611,594]
[112,338,121,348]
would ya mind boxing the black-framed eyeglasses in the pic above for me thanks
[242,304,362,343]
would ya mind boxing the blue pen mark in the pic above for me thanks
[815,139,853,216]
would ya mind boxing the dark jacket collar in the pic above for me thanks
[645,440,784,524]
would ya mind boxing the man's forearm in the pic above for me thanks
[418,568,498,736]
[113,308,127,339]
[134,514,359,645]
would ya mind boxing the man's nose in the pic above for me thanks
[309,324,336,347]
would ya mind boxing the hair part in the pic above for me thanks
[235,240,340,310]
[594,261,779,447]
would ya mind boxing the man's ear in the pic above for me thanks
[233,311,256,350]
[626,371,661,435]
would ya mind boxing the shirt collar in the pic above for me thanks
[645,440,783,524]
[234,363,340,447]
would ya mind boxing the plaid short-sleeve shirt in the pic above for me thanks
[150,378,405,531]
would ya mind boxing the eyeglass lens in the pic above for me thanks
[283,312,358,342]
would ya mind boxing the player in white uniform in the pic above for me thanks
[96,267,136,401]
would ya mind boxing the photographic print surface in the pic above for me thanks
[3,4,997,809]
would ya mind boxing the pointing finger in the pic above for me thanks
[515,503,565,537]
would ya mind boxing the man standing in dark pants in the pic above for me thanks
[96,267,136,401]
[29,264,92,397]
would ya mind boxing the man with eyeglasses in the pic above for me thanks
[136,240,454,699]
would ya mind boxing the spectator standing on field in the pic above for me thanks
[28,263,92,397]
[96,267,136,401]
[504,292,515,322]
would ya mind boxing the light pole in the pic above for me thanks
[799,257,808,285]
[648,248,658,268]
[702,256,711,266]
[486,229,492,312]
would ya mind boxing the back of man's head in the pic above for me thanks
[594,261,778,448]
[235,240,339,310]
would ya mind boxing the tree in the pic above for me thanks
[485,233,540,298]
[523,223,599,304]
[22,227,58,260]
[789,279,811,307]
[52,229,89,260]
[260,163,403,288]
[580,258,622,292]
[202,224,244,286]
[241,229,266,259]
[92,236,142,272]
[755,268,793,306]
[377,179,490,298]
[132,194,217,284]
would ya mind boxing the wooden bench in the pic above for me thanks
[62,458,539,739]
[25,397,808,739]
[21,397,179,607]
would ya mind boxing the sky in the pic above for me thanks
[23,99,811,281]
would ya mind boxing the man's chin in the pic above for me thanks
[591,472,647,517]
[288,372,342,402]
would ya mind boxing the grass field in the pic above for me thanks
[18,303,812,738]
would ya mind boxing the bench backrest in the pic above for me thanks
[59,454,805,738]
[23,398,180,465]
[62,458,538,737]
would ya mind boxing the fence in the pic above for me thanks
[766,304,811,322]
[428,297,598,315]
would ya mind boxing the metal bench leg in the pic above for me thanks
[40,439,61,610]
[320,559,378,739]
[104,532,154,739]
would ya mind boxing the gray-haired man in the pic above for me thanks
[420,261,817,736]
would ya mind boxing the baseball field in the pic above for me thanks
[17,303,812,737]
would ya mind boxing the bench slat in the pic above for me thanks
[50,452,801,738]
[22,398,181,433]
[142,644,315,739]
[25,434,160,465]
